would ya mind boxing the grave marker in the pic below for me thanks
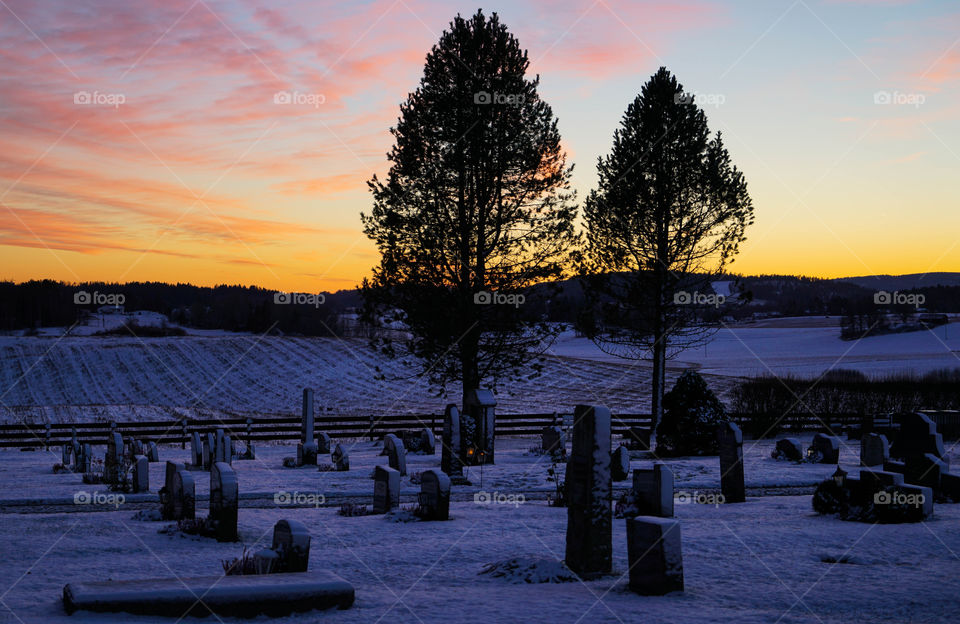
[717,422,745,503]
[810,433,840,464]
[632,463,674,517]
[173,468,196,520]
[565,404,612,579]
[611,445,630,481]
[298,389,318,465]
[420,427,435,455]
[384,434,407,476]
[332,444,349,471]
[210,462,238,542]
[861,433,889,467]
[626,517,684,595]
[132,455,149,493]
[418,469,451,520]
[463,388,496,465]
[441,404,464,480]
[373,465,400,514]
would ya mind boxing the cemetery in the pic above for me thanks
[2,383,960,622]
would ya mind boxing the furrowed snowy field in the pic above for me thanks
[2,316,958,423]
[2,438,960,623]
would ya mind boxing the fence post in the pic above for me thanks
[181,420,188,449]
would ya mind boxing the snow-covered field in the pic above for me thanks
[0,335,740,421]
[1,437,960,623]
[551,318,960,378]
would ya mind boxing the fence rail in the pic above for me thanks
[3,410,957,449]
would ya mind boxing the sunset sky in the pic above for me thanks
[1,0,957,293]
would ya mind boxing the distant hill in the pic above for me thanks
[834,273,960,291]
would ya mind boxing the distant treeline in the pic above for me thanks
[0,280,358,336]
[731,369,960,437]
[2,276,959,335]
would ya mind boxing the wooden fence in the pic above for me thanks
[3,410,957,449]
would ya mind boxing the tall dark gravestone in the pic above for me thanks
[565,404,612,579]
[717,422,745,503]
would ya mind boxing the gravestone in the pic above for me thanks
[204,433,216,470]
[384,434,407,476]
[172,468,196,520]
[565,404,612,579]
[624,426,651,451]
[332,444,349,471]
[463,388,496,465]
[542,426,564,456]
[373,465,400,514]
[161,461,185,520]
[861,433,889,467]
[420,427,435,455]
[611,445,630,481]
[632,463,674,517]
[132,455,149,493]
[298,389,318,466]
[773,438,803,461]
[626,517,684,595]
[214,429,227,464]
[810,433,840,464]
[105,432,123,485]
[264,519,311,573]
[61,444,72,466]
[210,462,238,542]
[130,439,145,459]
[146,441,159,463]
[75,443,92,474]
[905,453,947,490]
[418,469,451,520]
[190,432,203,468]
[316,432,332,455]
[441,404,465,481]
[717,422,745,503]
[891,412,945,460]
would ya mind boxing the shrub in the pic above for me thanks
[655,370,725,456]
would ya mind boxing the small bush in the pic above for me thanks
[338,503,373,517]
[655,370,725,456]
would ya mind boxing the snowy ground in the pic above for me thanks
[550,318,960,378]
[2,436,960,623]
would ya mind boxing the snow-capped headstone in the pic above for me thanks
[317,432,332,455]
[420,427,435,455]
[463,388,496,464]
[542,426,564,456]
[298,388,318,466]
[611,445,630,481]
[172,468,195,520]
[105,432,123,485]
[861,433,889,467]
[810,433,840,464]
[632,463,674,517]
[210,462,238,542]
[146,441,159,463]
[332,444,349,471]
[717,422,745,503]
[270,519,311,573]
[161,461,184,519]
[418,469,451,521]
[773,438,803,462]
[373,465,400,514]
[441,404,465,481]
[626,516,684,595]
[565,404,612,579]
[132,455,149,493]
[384,433,407,476]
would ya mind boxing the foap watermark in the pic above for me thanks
[874,290,924,308]
[74,290,125,306]
[873,91,925,108]
[474,490,525,507]
[675,91,726,108]
[74,490,125,508]
[273,91,325,108]
[874,490,925,508]
[674,290,725,307]
[274,292,326,308]
[474,290,525,308]
[74,90,126,108]
[274,490,326,508]
[675,490,725,507]
[474,91,525,106]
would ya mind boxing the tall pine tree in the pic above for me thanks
[580,67,753,437]
[362,10,577,406]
